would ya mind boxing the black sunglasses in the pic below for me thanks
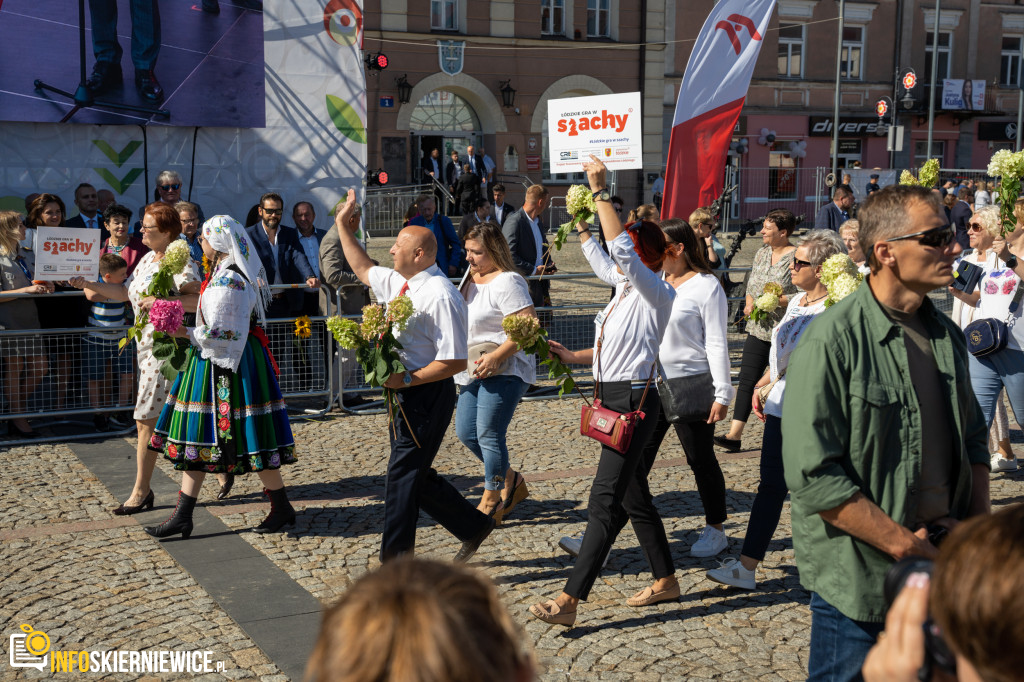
[792,257,814,269]
[158,183,181,191]
[261,208,283,215]
[883,223,955,249]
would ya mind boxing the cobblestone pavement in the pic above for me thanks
[4,399,1024,680]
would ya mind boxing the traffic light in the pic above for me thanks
[367,169,389,186]
[365,52,388,71]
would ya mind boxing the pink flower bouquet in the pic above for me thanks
[149,298,185,334]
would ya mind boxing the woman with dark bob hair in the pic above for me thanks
[529,156,678,627]
[70,202,201,515]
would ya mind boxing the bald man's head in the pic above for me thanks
[391,226,438,277]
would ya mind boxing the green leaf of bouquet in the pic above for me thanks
[326,95,368,144]
[375,355,388,381]
[151,339,175,359]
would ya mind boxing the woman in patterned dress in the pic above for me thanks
[144,215,297,539]
[71,203,201,515]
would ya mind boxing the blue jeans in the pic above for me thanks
[89,0,161,70]
[968,348,1024,427]
[455,375,529,490]
[807,593,883,682]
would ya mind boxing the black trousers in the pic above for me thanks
[732,335,771,424]
[642,406,727,525]
[565,382,674,600]
[380,378,490,562]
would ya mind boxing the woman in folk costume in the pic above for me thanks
[145,215,298,539]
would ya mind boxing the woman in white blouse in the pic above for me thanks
[529,156,677,627]
[649,218,733,558]
[455,222,536,522]
[707,230,843,590]
[143,216,298,539]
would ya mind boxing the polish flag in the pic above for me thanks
[662,0,776,221]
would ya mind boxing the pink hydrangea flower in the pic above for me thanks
[149,298,185,334]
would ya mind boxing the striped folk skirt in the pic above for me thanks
[150,334,297,473]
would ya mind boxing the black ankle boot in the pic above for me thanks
[144,491,197,539]
[253,487,296,534]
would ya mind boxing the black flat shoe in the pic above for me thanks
[112,489,154,516]
[85,61,122,93]
[713,435,742,452]
[216,473,235,500]
[454,517,496,563]
[135,69,164,102]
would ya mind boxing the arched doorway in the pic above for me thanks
[410,90,483,187]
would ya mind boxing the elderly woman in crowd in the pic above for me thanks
[71,203,201,515]
[456,222,535,522]
[708,230,845,590]
[0,211,53,437]
[530,157,677,627]
[839,219,869,274]
[149,170,205,229]
[101,204,149,276]
[714,209,798,452]
[949,205,1018,470]
[143,216,297,539]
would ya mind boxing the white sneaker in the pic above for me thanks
[557,531,609,567]
[706,558,757,590]
[991,453,1017,472]
[690,525,729,558]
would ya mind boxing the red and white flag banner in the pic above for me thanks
[662,0,776,221]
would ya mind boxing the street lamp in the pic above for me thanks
[395,75,412,104]
[499,80,516,108]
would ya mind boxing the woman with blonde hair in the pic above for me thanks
[456,221,536,521]
[949,205,1016,470]
[0,211,52,437]
[838,219,868,273]
[305,558,535,682]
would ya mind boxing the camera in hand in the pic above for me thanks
[884,557,956,679]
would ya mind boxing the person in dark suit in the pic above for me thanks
[66,183,110,243]
[454,164,482,215]
[814,184,853,231]
[491,183,517,227]
[445,150,461,193]
[459,198,493,241]
[950,187,973,251]
[292,201,328,317]
[422,148,443,183]
[246,193,319,391]
[465,145,486,182]
[502,185,555,323]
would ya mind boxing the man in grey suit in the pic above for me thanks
[502,184,555,323]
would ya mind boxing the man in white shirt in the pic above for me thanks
[333,189,497,563]
[503,185,555,323]
[492,183,516,227]
[293,201,327,316]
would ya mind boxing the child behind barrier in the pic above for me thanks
[83,253,133,431]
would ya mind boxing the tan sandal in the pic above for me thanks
[500,472,529,519]
[529,599,576,626]
[626,583,680,607]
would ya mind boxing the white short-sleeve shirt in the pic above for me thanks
[368,264,468,371]
[454,271,536,386]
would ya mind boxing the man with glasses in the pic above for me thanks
[246,193,319,390]
[141,170,205,234]
[780,184,989,681]
[174,201,203,267]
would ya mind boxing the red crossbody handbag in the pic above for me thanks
[578,285,655,454]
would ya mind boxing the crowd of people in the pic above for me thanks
[2,157,1020,680]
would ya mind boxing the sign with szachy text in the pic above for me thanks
[547,92,643,172]
[33,227,100,282]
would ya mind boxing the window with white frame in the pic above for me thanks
[1002,36,1022,87]
[542,0,564,36]
[587,0,609,38]
[925,31,952,83]
[431,0,457,31]
[841,26,864,80]
[777,23,804,78]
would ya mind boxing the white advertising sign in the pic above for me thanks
[547,92,643,172]
[33,227,101,281]
[942,79,985,111]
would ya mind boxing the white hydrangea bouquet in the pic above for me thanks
[987,149,1024,236]
[899,158,940,188]
[327,296,418,439]
[120,238,193,379]
[748,282,783,323]
[820,253,864,308]
[501,313,576,396]
[552,184,598,252]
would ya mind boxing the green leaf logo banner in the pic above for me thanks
[326,95,366,144]
[92,140,142,167]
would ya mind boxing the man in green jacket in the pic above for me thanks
[781,184,990,682]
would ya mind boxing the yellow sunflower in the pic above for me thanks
[294,315,312,339]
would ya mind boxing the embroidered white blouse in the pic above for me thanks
[187,259,259,371]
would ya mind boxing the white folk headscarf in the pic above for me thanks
[202,215,272,324]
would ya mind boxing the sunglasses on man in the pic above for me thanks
[882,223,955,249]
[158,183,181,191]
